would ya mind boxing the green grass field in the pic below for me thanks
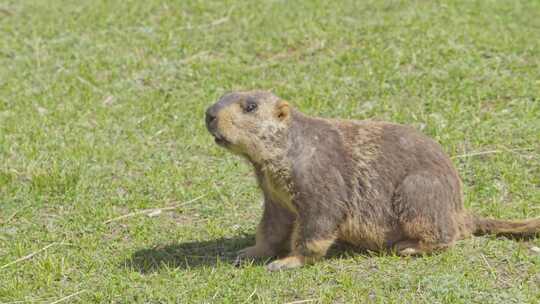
[1,0,539,303]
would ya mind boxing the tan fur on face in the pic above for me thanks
[213,93,290,163]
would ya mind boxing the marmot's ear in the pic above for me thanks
[276,100,290,121]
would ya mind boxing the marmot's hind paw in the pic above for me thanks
[233,245,273,267]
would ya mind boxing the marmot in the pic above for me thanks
[205,90,540,271]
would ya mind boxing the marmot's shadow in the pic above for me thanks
[127,236,368,273]
[127,235,254,273]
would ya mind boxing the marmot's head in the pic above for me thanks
[205,90,291,162]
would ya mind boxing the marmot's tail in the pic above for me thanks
[471,214,540,238]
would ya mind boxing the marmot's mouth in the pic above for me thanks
[212,133,230,146]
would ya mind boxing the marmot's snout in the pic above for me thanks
[205,105,218,134]
[205,103,230,146]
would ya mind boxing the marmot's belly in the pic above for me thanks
[337,216,398,251]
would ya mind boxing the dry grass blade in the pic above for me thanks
[0,8,13,16]
[241,289,257,304]
[1,243,59,270]
[479,253,497,280]
[179,5,234,30]
[1,297,58,304]
[452,147,535,159]
[103,194,206,224]
[48,290,86,304]
[178,51,211,64]
[0,209,21,225]
[284,299,318,304]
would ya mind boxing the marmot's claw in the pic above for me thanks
[233,255,243,267]
[233,254,246,267]
[233,247,255,267]
[266,261,284,272]
[233,255,251,267]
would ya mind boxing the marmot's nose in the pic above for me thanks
[205,106,218,131]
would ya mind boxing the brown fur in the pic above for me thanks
[205,90,540,271]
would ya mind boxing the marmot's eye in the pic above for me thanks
[245,102,258,113]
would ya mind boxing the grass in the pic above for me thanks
[0,0,539,302]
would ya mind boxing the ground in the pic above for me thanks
[1,0,539,303]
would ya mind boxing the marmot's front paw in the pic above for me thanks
[233,246,260,267]
[266,256,304,271]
